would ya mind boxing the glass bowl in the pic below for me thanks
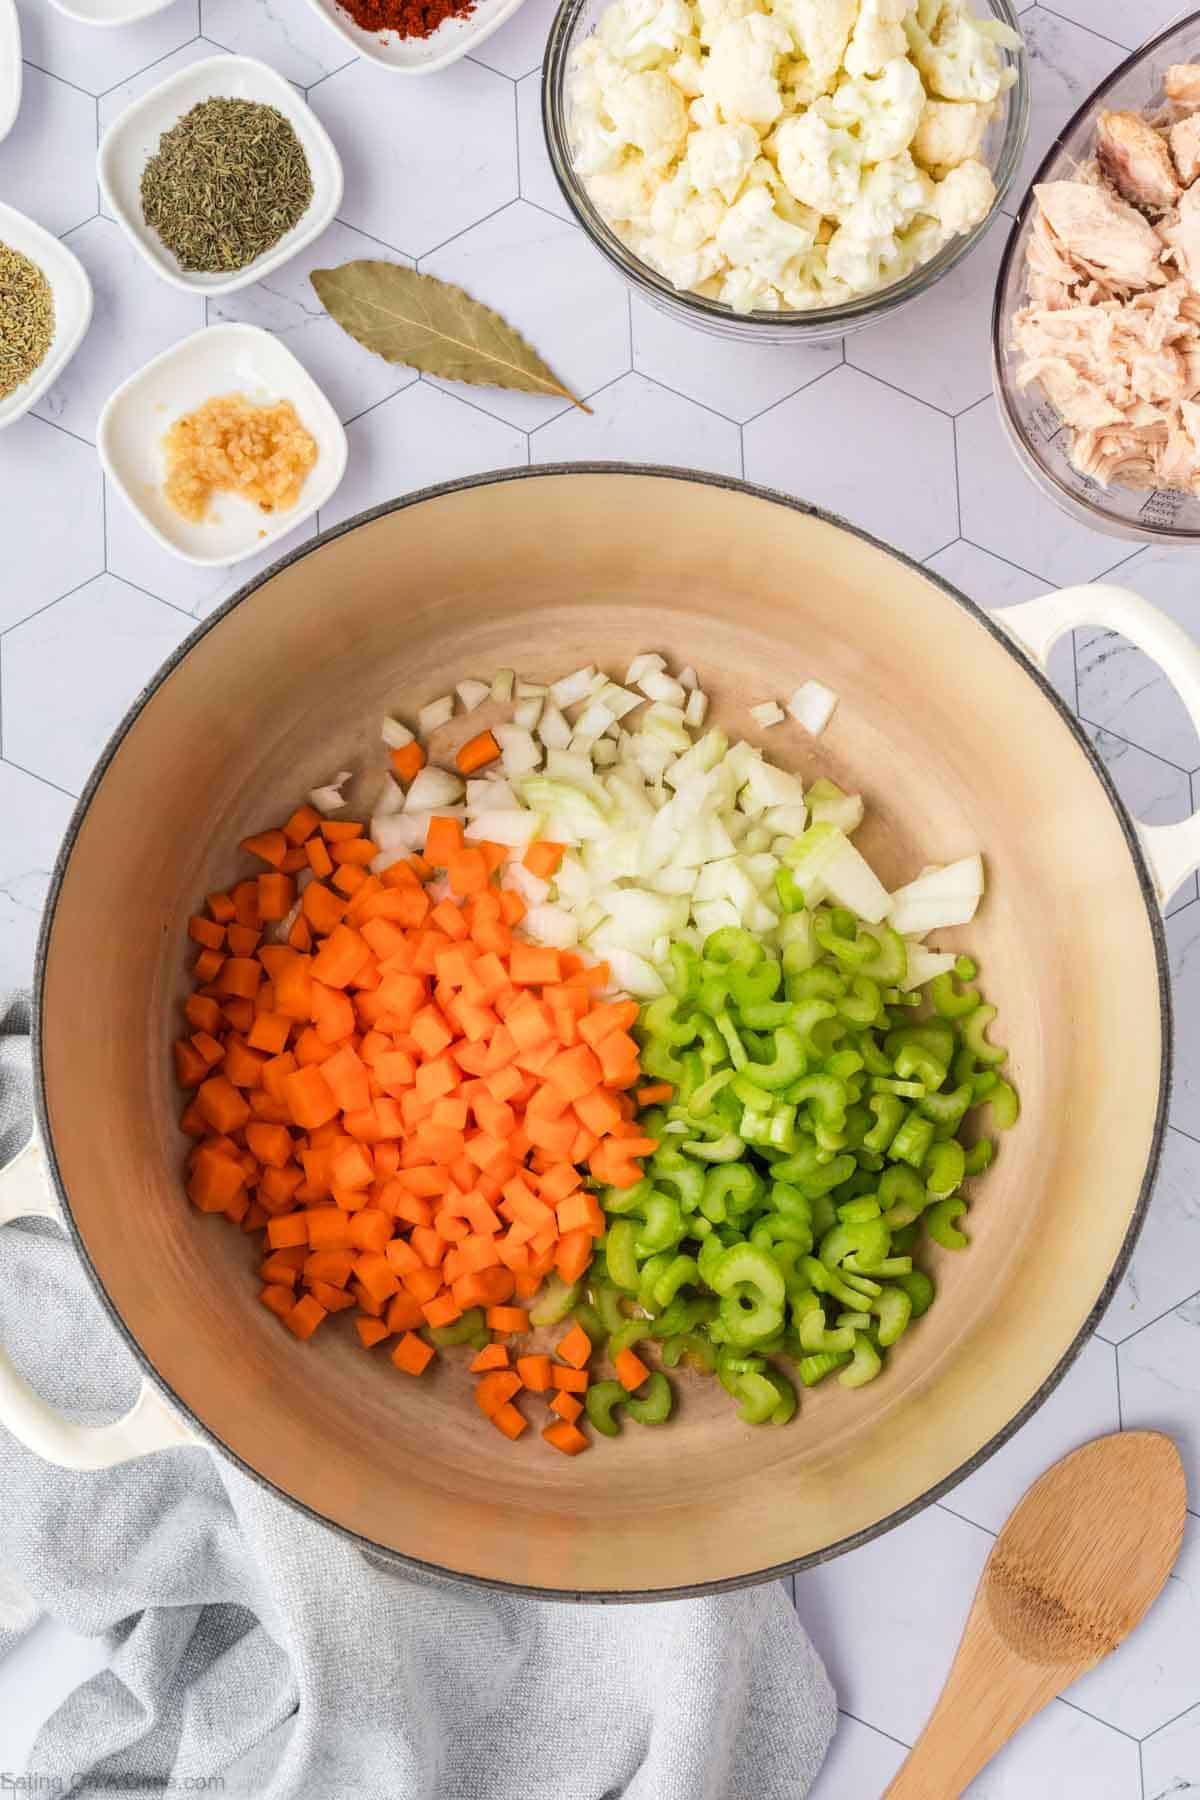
[542,0,1029,342]
[992,12,1200,545]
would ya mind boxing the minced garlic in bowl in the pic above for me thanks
[163,393,319,525]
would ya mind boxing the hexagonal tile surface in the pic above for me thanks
[1143,1701,1200,1800]
[201,0,354,87]
[0,63,97,236]
[319,382,527,532]
[1101,1129,1200,1346]
[0,419,103,628]
[33,216,204,443]
[923,538,1075,709]
[14,0,199,97]
[808,1714,905,1799]
[0,764,75,992]
[470,0,556,78]
[1118,1299,1200,1500]
[1167,903,1200,1138]
[1070,1517,1200,1742]
[96,38,221,139]
[516,68,571,222]
[309,58,517,257]
[848,221,1007,417]
[632,297,841,425]
[956,397,1135,588]
[531,369,740,473]
[421,201,630,429]
[2,575,191,794]
[1076,545,1200,776]
[1044,0,1177,52]
[1004,9,1127,213]
[212,219,417,426]
[743,366,956,560]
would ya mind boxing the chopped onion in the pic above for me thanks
[490,668,515,703]
[494,724,541,777]
[787,680,838,736]
[404,766,465,812]
[515,680,546,699]
[889,856,984,936]
[372,774,406,819]
[684,689,709,728]
[537,703,572,750]
[595,682,642,721]
[749,701,785,728]
[678,665,698,691]
[522,903,580,948]
[549,666,595,708]
[503,863,550,906]
[310,770,352,814]
[625,652,666,686]
[381,717,413,750]
[513,696,543,730]
[455,679,490,713]
[639,670,687,706]
[418,695,454,735]
[902,945,958,990]
[468,808,539,847]
[466,776,516,813]
[593,739,618,766]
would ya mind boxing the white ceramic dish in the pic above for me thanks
[46,0,175,23]
[0,202,93,433]
[302,0,531,74]
[97,54,342,297]
[97,322,348,568]
[0,0,20,145]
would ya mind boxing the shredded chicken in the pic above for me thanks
[1013,79,1200,497]
[1165,64,1200,108]
[1096,110,1180,210]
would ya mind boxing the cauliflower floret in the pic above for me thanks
[772,0,856,103]
[772,108,864,217]
[687,122,761,202]
[596,0,695,67]
[586,154,664,229]
[910,0,1020,103]
[780,246,856,309]
[701,15,793,128]
[823,56,925,163]
[649,168,727,241]
[721,266,782,310]
[911,95,992,171]
[715,185,817,286]
[825,151,934,290]
[567,44,633,172]
[670,44,706,97]
[844,0,915,79]
[931,155,994,234]
[605,68,689,166]
[694,0,763,48]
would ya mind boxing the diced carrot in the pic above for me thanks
[615,1348,650,1392]
[283,803,320,845]
[475,1370,522,1417]
[456,730,501,774]
[491,1401,527,1440]
[522,841,565,879]
[355,1316,390,1348]
[241,829,287,869]
[555,1229,593,1285]
[557,1322,593,1369]
[260,1284,295,1320]
[516,1353,552,1392]
[285,1295,327,1340]
[390,742,425,783]
[423,816,464,867]
[321,820,363,842]
[267,1213,309,1250]
[551,1365,589,1394]
[635,1082,674,1106]
[542,1420,589,1455]
[470,1344,509,1372]
[391,1332,435,1376]
[550,1390,584,1423]
[422,1292,462,1329]
[447,849,488,897]
[188,914,225,951]
[509,943,561,986]
[487,1305,529,1334]
[385,1291,426,1332]
[284,1065,339,1130]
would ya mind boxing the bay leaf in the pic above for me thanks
[310,260,590,413]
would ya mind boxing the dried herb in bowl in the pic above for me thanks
[0,242,54,400]
[141,97,313,275]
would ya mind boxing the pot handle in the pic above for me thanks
[999,582,1200,909]
[0,1138,199,1469]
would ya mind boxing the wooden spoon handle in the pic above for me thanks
[881,1605,1072,1799]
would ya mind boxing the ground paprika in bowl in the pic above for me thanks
[332,0,474,37]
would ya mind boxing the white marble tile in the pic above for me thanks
[421,200,630,429]
[1,573,191,794]
[0,63,97,237]
[795,1503,990,1745]
[31,215,203,443]
[1005,9,1128,214]
[941,1337,1119,1537]
[309,57,518,258]
[517,67,571,222]
[0,762,75,991]
[848,217,1006,418]
[808,1713,906,1799]
[104,476,319,619]
[96,37,223,137]
[1087,725,1192,827]
[1166,903,1200,1139]
[631,296,841,425]
[1069,1517,1200,1740]
[1040,0,1177,53]
[1118,1299,1200,1501]
[1100,1129,1200,1347]
[923,538,1075,708]
[530,368,740,473]
[212,218,417,425]
[956,397,1135,588]
[964,1701,1140,1800]
[469,0,555,77]
[743,365,956,560]
[1077,543,1200,776]
[0,416,103,628]
[319,380,527,531]
[202,0,354,87]
[1143,1700,1200,1799]
[13,0,199,97]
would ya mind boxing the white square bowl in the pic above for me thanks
[97,54,343,297]
[0,201,93,432]
[0,0,20,144]
[46,0,176,22]
[97,322,348,568]
[302,0,531,74]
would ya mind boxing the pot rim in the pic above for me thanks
[31,463,1172,1602]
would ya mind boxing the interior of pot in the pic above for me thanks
[37,470,1165,1596]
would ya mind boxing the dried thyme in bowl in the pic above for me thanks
[0,242,54,400]
[140,97,314,275]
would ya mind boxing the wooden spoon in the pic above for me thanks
[882,1431,1186,1798]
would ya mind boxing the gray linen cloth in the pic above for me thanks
[0,994,837,1799]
